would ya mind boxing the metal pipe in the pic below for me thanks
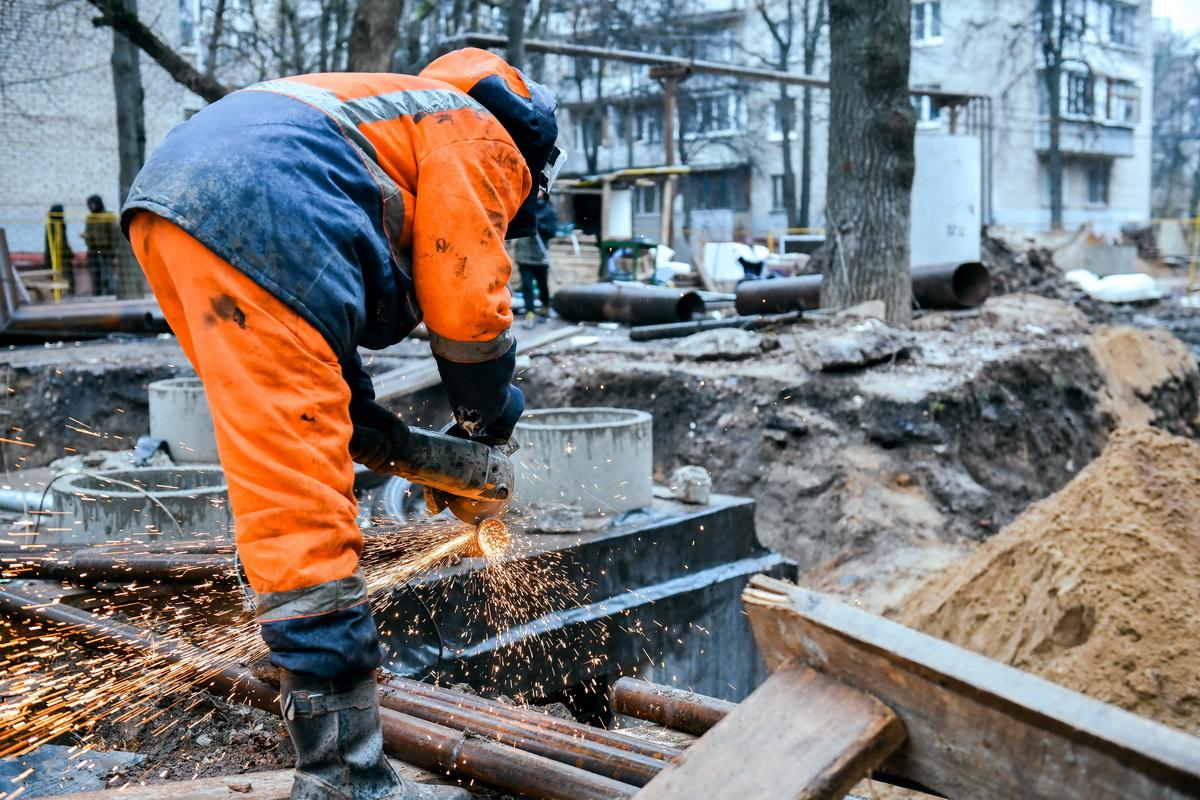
[628,311,800,342]
[0,488,50,513]
[612,677,735,736]
[5,298,167,335]
[380,674,680,763]
[379,707,635,800]
[1,552,235,583]
[552,284,706,325]
[0,585,640,799]
[734,263,991,316]
[378,684,664,786]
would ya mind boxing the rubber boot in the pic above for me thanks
[280,670,470,800]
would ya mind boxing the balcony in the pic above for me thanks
[1034,119,1134,158]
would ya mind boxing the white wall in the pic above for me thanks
[0,0,199,254]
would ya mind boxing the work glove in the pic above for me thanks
[434,338,523,443]
[425,390,523,521]
[347,397,409,473]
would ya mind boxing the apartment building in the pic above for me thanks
[543,0,1154,245]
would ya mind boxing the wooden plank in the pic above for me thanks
[633,663,905,800]
[743,575,1200,800]
[373,324,584,402]
[64,760,450,799]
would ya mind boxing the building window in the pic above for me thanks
[912,1,942,43]
[912,94,942,127]
[771,175,787,211]
[1065,71,1095,117]
[1106,78,1139,124]
[688,169,751,211]
[685,95,742,136]
[1085,161,1111,205]
[772,98,794,136]
[635,107,662,144]
[179,0,200,50]
[1107,1,1136,46]
[635,184,658,215]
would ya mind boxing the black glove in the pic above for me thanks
[347,398,409,473]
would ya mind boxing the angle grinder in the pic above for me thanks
[376,424,516,532]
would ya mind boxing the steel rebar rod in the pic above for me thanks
[378,683,666,786]
[379,673,681,763]
[612,677,735,736]
[0,585,640,799]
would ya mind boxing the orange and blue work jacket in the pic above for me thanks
[123,50,553,422]
[122,51,556,678]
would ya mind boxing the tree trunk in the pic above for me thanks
[820,0,915,325]
[346,0,405,72]
[1045,64,1065,230]
[110,0,146,297]
[799,84,814,227]
[778,84,798,228]
[799,0,825,228]
[506,0,529,70]
[204,0,226,78]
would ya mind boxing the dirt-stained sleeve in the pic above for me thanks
[412,138,531,351]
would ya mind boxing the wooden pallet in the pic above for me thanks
[635,575,1200,800]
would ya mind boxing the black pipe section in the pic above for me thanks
[734,262,990,316]
[553,284,706,325]
[628,312,800,342]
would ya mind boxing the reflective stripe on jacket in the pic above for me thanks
[123,71,531,365]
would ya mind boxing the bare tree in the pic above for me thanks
[752,0,826,228]
[1036,0,1073,230]
[1152,27,1200,218]
[87,0,231,102]
[820,0,915,325]
[506,0,530,70]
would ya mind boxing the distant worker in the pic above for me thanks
[82,195,120,296]
[514,190,558,326]
[122,49,562,800]
[43,204,74,299]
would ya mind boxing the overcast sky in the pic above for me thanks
[1153,0,1200,35]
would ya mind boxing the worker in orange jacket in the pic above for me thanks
[121,49,562,800]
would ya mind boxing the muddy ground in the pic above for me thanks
[515,292,1199,609]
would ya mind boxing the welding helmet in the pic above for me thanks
[421,48,561,239]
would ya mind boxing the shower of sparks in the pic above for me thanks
[0,508,609,761]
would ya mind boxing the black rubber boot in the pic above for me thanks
[280,670,470,800]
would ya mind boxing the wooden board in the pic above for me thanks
[743,575,1200,800]
[633,663,905,800]
[64,760,453,799]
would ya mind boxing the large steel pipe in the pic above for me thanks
[734,262,990,315]
[612,677,734,736]
[552,284,705,325]
[0,585,640,799]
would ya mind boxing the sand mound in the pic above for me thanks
[1088,326,1197,427]
[898,426,1200,734]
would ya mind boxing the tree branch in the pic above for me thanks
[88,0,231,103]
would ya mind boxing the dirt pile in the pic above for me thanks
[898,427,1200,734]
[1089,325,1199,428]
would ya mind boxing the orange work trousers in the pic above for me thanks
[129,212,380,678]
